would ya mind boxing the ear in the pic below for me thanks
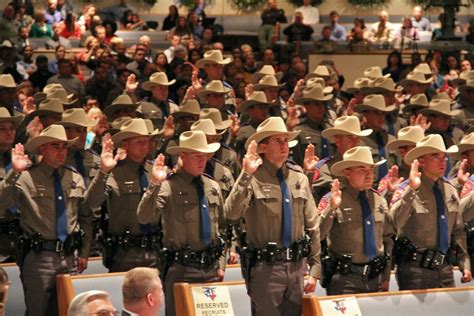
[146,292,154,306]
[257,142,266,154]
[342,168,350,177]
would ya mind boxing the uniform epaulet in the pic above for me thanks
[63,164,79,174]
[318,191,331,213]
[220,142,231,149]
[390,179,410,206]
[461,177,474,198]
[312,156,333,182]
[86,148,99,156]
[286,159,304,173]
[203,173,215,180]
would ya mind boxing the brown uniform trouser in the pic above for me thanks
[396,261,454,290]
[247,260,305,316]
[109,247,158,272]
[20,250,77,316]
[164,262,219,316]
[326,272,383,295]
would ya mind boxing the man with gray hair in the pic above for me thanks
[68,290,116,316]
[122,267,163,316]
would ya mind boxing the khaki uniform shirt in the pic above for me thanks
[460,176,474,223]
[361,128,397,182]
[65,149,101,185]
[390,174,470,271]
[0,152,17,223]
[234,121,259,158]
[137,170,227,269]
[224,159,321,278]
[207,158,235,199]
[85,158,153,235]
[309,153,342,202]
[215,145,241,179]
[318,182,394,281]
[0,163,92,257]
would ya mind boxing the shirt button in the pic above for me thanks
[366,220,371,225]
[441,215,445,220]
[203,204,207,208]
[58,196,63,200]
[285,198,290,203]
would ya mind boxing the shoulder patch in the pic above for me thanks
[390,179,410,206]
[376,174,389,194]
[286,159,304,173]
[460,179,474,199]
[312,156,332,182]
[318,192,331,213]
[63,164,79,173]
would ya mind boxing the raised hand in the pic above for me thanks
[457,159,470,186]
[12,143,30,173]
[162,115,175,139]
[461,269,472,283]
[346,98,357,116]
[151,154,168,185]
[285,98,298,131]
[330,179,342,209]
[245,83,254,100]
[23,96,36,115]
[413,113,431,131]
[385,165,405,193]
[229,114,240,138]
[291,79,305,100]
[26,116,43,139]
[409,159,421,190]
[242,140,262,175]
[303,144,319,173]
[100,134,122,173]
[304,276,317,294]
[125,73,138,94]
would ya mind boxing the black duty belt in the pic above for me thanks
[407,249,450,269]
[166,240,224,268]
[250,238,311,264]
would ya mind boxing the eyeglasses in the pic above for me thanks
[89,310,120,316]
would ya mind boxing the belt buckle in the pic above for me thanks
[362,264,370,276]
[200,252,206,265]
[56,241,64,252]
[433,253,445,267]
[140,236,148,248]
[285,248,291,261]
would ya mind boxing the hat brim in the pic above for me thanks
[364,86,396,94]
[404,145,458,165]
[111,130,151,146]
[240,100,269,113]
[418,108,460,117]
[104,104,139,119]
[245,130,300,150]
[386,139,416,152]
[25,136,78,153]
[57,119,97,128]
[197,88,231,99]
[354,104,396,113]
[0,115,23,128]
[304,73,330,81]
[28,109,63,119]
[171,111,200,120]
[251,72,283,84]
[400,78,432,87]
[142,79,176,91]
[402,104,428,114]
[195,58,232,68]
[450,78,466,86]
[214,119,232,130]
[295,94,334,104]
[166,142,220,155]
[449,143,474,160]
[330,159,386,177]
[253,83,285,91]
[321,128,372,141]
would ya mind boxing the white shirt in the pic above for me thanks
[295,5,320,26]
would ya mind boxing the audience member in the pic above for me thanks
[122,268,163,316]
[45,22,72,49]
[258,0,287,51]
[162,5,179,31]
[46,58,85,99]
[163,35,181,64]
[16,26,31,51]
[29,55,54,91]
[44,0,62,25]
[349,26,372,51]
[368,10,395,44]
[314,25,338,53]
[382,50,405,82]
[29,11,53,38]
[394,16,419,49]
[411,5,431,31]
[0,268,10,316]
[67,290,116,316]
[346,18,369,41]
[283,11,314,43]
[17,45,37,80]
[328,10,346,42]
[294,0,319,27]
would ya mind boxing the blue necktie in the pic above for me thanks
[194,176,211,246]
[386,114,395,136]
[375,132,388,181]
[74,151,87,185]
[277,169,292,247]
[138,165,152,233]
[53,170,68,242]
[358,191,377,260]
[3,152,17,214]
[321,137,329,158]
[433,182,449,253]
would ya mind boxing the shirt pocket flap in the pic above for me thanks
[30,186,54,198]
[119,181,142,195]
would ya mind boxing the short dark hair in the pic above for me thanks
[330,11,339,17]
[57,58,71,67]
[36,55,48,63]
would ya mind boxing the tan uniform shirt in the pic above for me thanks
[207,158,235,199]
[0,163,92,257]
[390,174,470,271]
[137,170,227,268]
[225,159,321,278]
[318,182,394,280]
[0,153,17,223]
[85,158,152,235]
[64,149,100,184]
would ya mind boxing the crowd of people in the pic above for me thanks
[0,0,474,316]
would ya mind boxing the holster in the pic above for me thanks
[320,255,337,288]
[393,237,417,266]
[101,235,117,269]
[158,247,173,280]
[237,245,255,281]
[465,221,474,258]
[15,234,31,267]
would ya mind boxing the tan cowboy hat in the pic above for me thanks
[432,92,454,104]
[195,50,232,68]
[191,118,225,136]
[459,79,474,93]
[171,100,201,120]
[419,99,460,117]
[197,80,231,99]
[25,124,78,153]
[47,88,77,105]
[33,84,68,103]
[400,71,432,87]
[386,126,425,151]
[0,107,22,127]
[330,146,386,177]
[295,85,333,105]
[0,74,16,88]
[253,75,285,91]
[304,65,331,81]
[143,118,161,137]
[345,77,373,94]
[240,91,269,113]
[251,65,283,84]
[363,66,390,79]
[200,108,232,130]
[104,116,132,135]
[452,70,474,86]
[29,98,64,118]
[321,116,372,141]
[365,77,396,94]
[449,133,474,160]
[404,134,458,164]
[112,118,151,146]
[305,77,334,94]
[402,93,429,114]
[245,116,300,150]
[142,72,176,91]
[58,108,97,128]
[103,94,139,119]
[414,63,433,77]
[167,130,220,155]
[354,94,396,113]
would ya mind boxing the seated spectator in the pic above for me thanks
[67,290,116,316]
[328,10,346,42]
[46,58,85,100]
[85,62,115,107]
[57,0,69,20]
[314,25,338,53]
[164,35,181,64]
[346,18,369,41]
[466,24,474,45]
[16,45,36,80]
[368,10,395,44]
[60,11,81,38]
[0,42,22,83]
[294,0,319,27]
[105,68,132,106]
[29,11,53,38]
[188,48,202,65]
[45,22,72,49]
[13,2,34,31]
[102,0,135,23]
[0,4,17,42]
[78,4,96,32]
[48,45,66,73]
[258,0,287,51]
[127,13,146,30]
[127,46,149,80]
[169,16,194,47]
[119,9,133,30]
[162,5,179,31]
[29,55,54,92]
[79,15,102,47]
[432,13,447,40]
[0,268,10,316]
[44,0,62,25]
[283,12,314,43]
[103,19,118,45]
[411,5,431,31]
[260,48,277,68]
[16,26,31,51]
[93,25,108,48]
[461,59,472,72]
[349,26,372,51]
[122,268,163,316]
[212,42,224,52]
[382,50,405,82]
[188,11,203,40]
[394,16,419,49]
[199,27,214,47]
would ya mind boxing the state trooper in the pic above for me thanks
[318,146,394,294]
[390,134,472,289]
[225,117,320,315]
[0,125,91,315]
[137,131,227,316]
[85,118,159,272]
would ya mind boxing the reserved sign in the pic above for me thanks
[192,285,234,315]
[319,296,362,316]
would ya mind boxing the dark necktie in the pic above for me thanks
[386,114,395,136]
[375,132,388,181]
[193,176,211,246]
[138,165,152,233]
[358,191,377,260]
[433,182,449,253]
[277,169,292,247]
[74,151,87,185]
[53,170,68,242]
[204,161,215,178]
[320,136,329,159]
